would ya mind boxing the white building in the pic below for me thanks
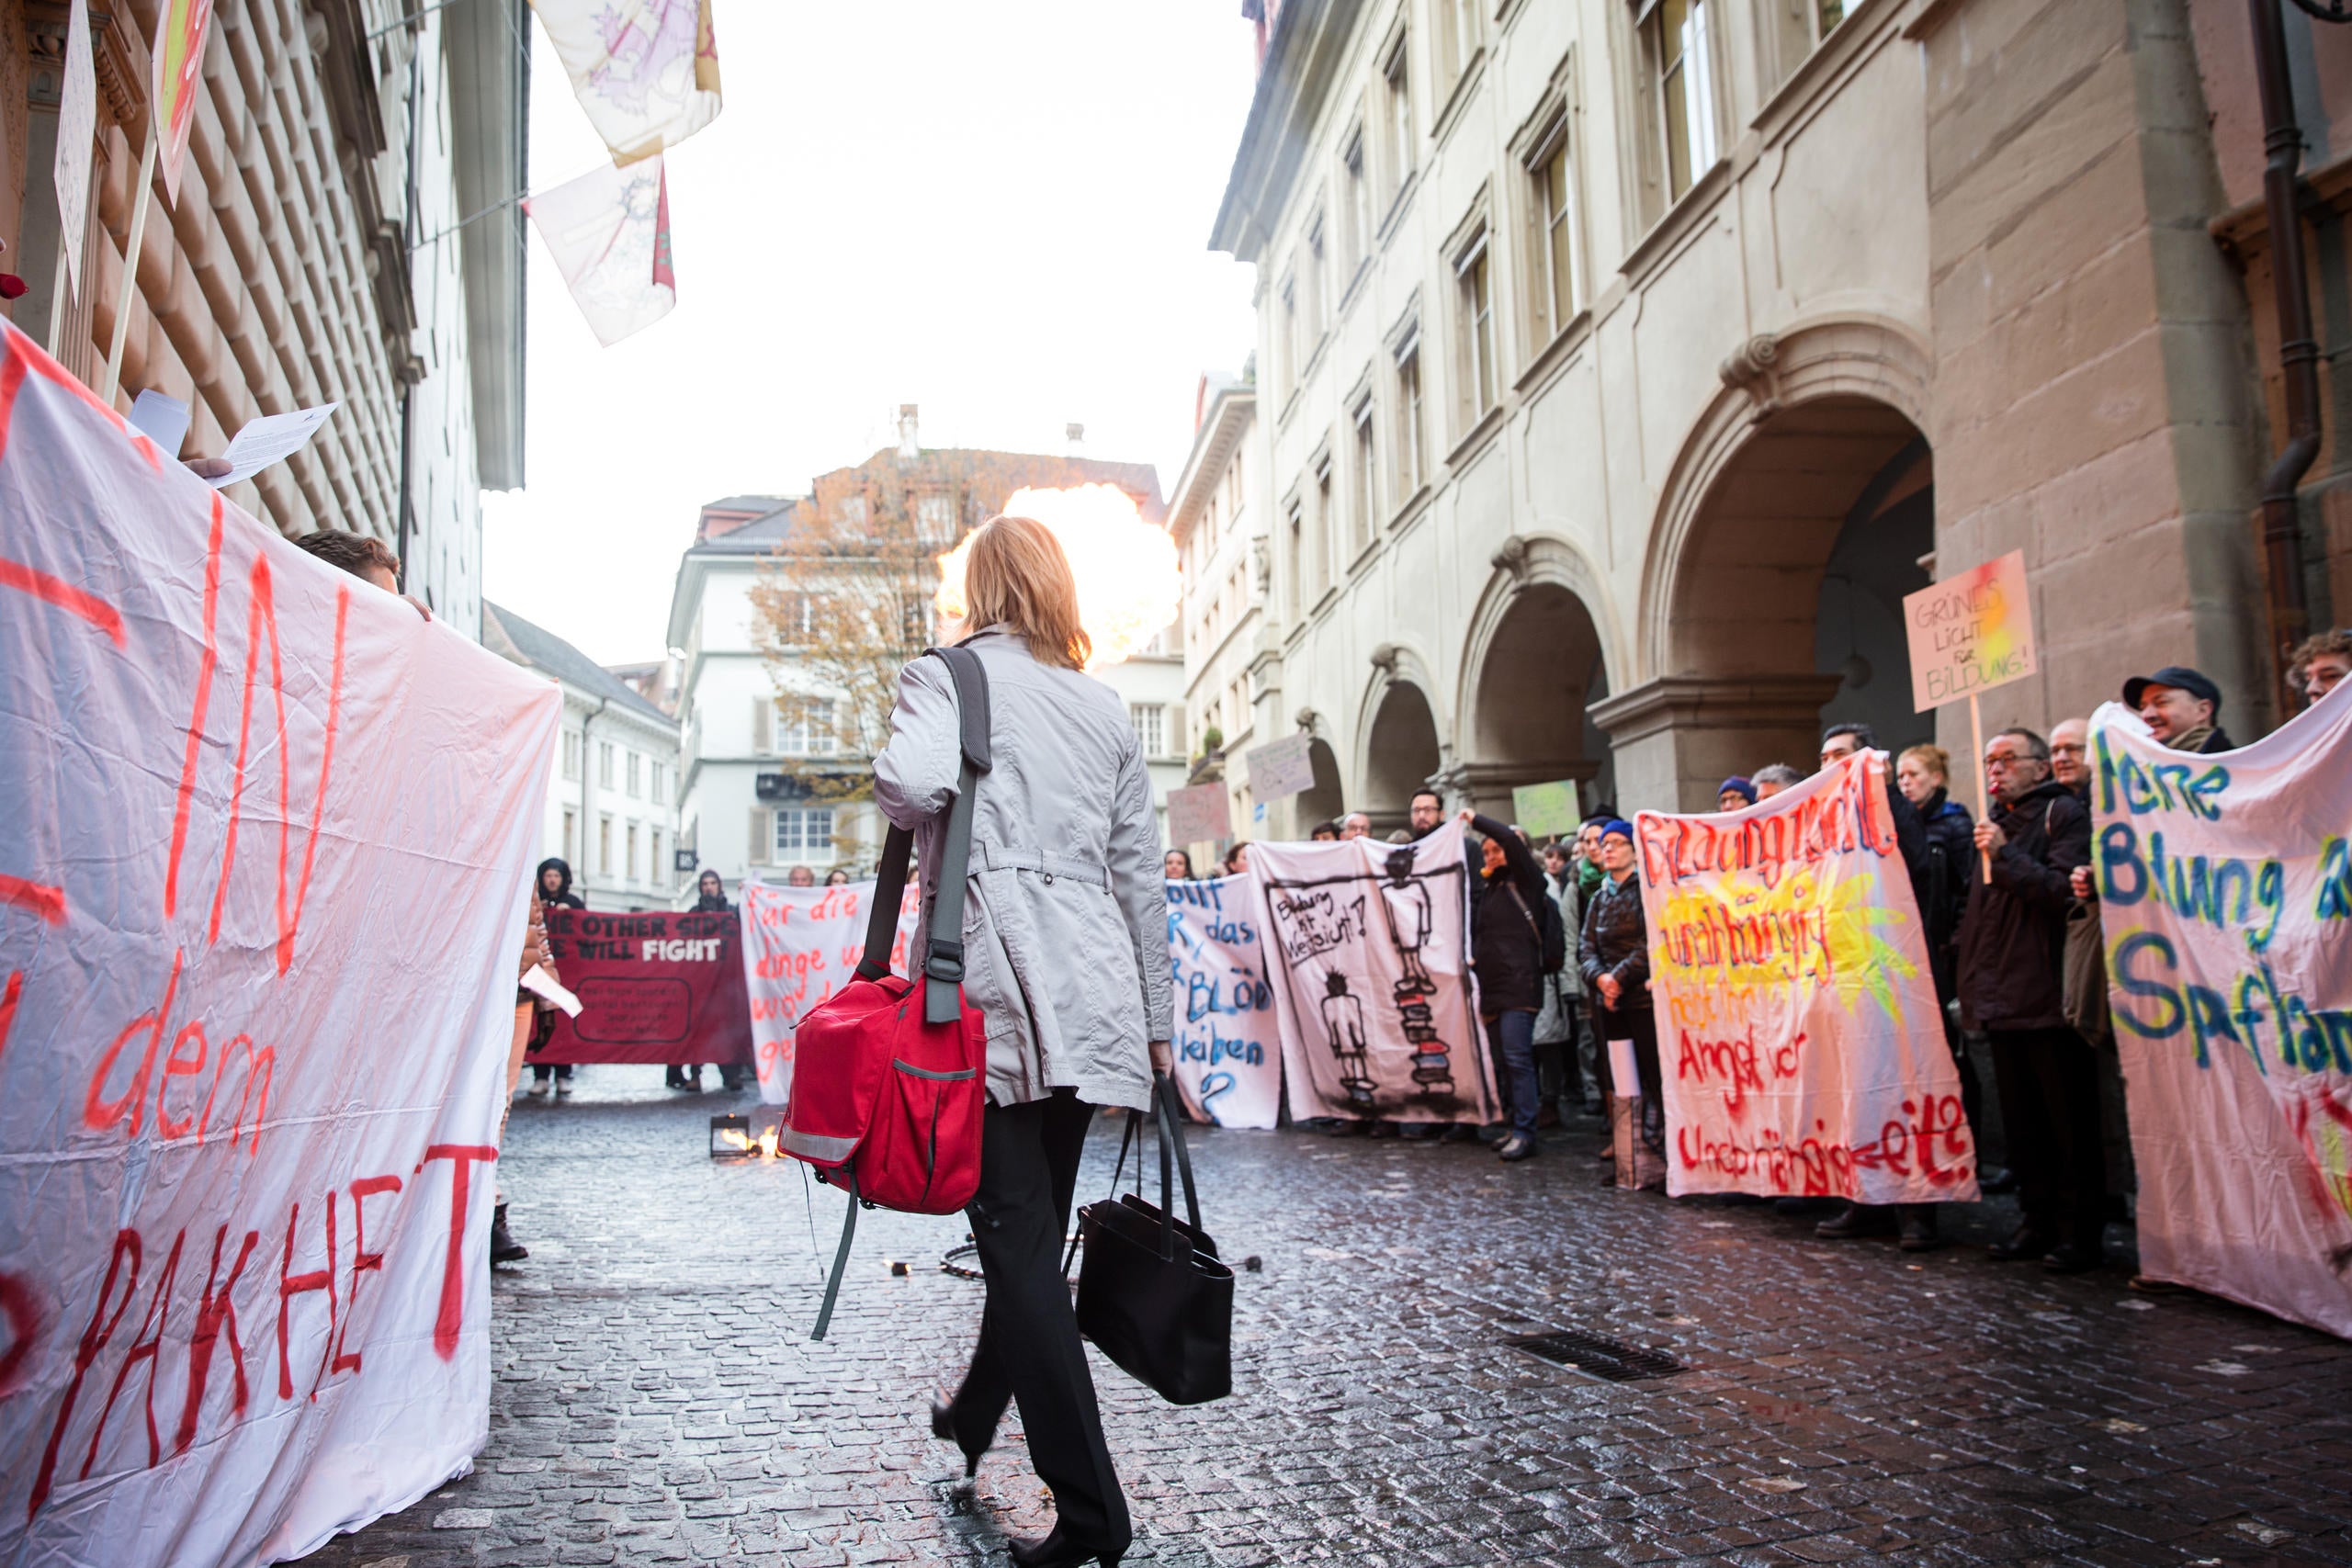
[483,604,681,910]
[1167,373,1265,857]
[1102,625,1192,849]
[667,496,867,903]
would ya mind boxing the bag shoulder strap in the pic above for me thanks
[853,646,992,1031]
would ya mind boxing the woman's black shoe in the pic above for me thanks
[929,1400,986,1479]
[1007,1527,1123,1567]
[489,1202,528,1264]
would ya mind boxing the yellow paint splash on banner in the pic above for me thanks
[1650,865,1918,1025]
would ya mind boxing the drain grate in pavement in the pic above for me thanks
[1502,1327,1685,1382]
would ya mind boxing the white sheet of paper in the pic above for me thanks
[1607,1037,1639,1097]
[207,402,338,488]
[520,964,582,1018]
[129,389,190,458]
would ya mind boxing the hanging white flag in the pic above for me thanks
[525,156,676,347]
[530,0,722,164]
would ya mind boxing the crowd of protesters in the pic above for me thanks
[1159,641,2350,1281]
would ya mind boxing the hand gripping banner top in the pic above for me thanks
[2090,694,2352,1338]
[1636,750,1978,1203]
[1251,823,1499,1126]
[0,323,560,1564]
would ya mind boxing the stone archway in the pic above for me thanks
[1295,737,1345,831]
[1599,317,1938,811]
[1453,543,1616,825]
[1362,680,1442,831]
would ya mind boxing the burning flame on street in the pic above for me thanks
[933,484,1180,671]
[715,1123,782,1158]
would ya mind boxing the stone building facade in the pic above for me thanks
[1207,0,2352,821]
[0,0,525,635]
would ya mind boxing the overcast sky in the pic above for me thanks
[481,5,1262,665]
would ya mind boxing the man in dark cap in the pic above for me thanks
[2121,667,2233,754]
[1717,776,1758,812]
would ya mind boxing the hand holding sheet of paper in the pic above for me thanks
[206,402,338,488]
[521,964,582,1018]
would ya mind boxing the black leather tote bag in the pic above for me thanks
[1073,1072,1234,1405]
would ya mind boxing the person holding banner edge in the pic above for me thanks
[1579,819,1660,1182]
[1459,808,1552,1161]
[874,513,1171,1568]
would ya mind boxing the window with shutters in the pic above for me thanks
[561,730,582,781]
[598,740,615,788]
[1394,329,1425,497]
[626,750,641,797]
[915,492,957,547]
[598,814,613,875]
[1130,704,1165,758]
[1380,32,1415,212]
[1350,393,1377,551]
[775,807,835,862]
[562,807,577,865]
[1635,0,1720,222]
[627,822,639,882]
[1525,110,1585,344]
[1453,223,1496,426]
[650,829,663,882]
[752,696,774,755]
[779,699,836,757]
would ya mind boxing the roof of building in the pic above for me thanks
[482,602,675,727]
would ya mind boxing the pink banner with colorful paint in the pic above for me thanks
[2092,694,2352,1338]
[1635,750,1979,1203]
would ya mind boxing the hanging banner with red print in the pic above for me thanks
[2092,695,2352,1339]
[531,907,752,1069]
[739,879,919,1106]
[0,322,560,1565]
[1635,750,1979,1204]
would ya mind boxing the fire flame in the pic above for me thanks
[934,484,1180,671]
[716,1123,783,1158]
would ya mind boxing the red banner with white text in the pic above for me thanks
[0,323,560,1564]
[533,907,752,1066]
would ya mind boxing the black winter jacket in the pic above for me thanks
[1955,778,2089,1032]
[1466,813,1547,1015]
[1916,790,1973,1001]
[1577,873,1651,1017]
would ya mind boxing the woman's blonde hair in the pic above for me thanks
[1898,742,1950,784]
[963,514,1090,671]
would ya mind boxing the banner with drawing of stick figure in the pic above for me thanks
[1165,874,1280,1128]
[1250,823,1498,1125]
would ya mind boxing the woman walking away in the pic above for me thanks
[876,513,1172,1568]
[527,859,585,1099]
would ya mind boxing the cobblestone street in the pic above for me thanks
[306,1070,2352,1567]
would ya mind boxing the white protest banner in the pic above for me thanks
[740,879,919,1106]
[1252,824,1498,1125]
[1243,732,1316,802]
[0,322,560,1564]
[1165,876,1279,1128]
[1634,750,1978,1202]
[2091,696,2352,1337]
[1165,783,1231,850]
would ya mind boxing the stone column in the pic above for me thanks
[1589,674,1844,814]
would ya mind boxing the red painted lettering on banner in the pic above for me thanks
[0,553,126,646]
[83,1230,186,1476]
[276,1196,338,1402]
[0,1269,38,1397]
[0,323,160,468]
[164,494,225,920]
[1637,755,1898,889]
[84,950,183,1137]
[422,1145,496,1360]
[0,968,20,1071]
[0,874,65,924]
[175,1225,258,1456]
[28,1230,141,1520]
[331,1176,402,1375]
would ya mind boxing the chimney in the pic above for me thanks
[898,404,921,461]
[1065,422,1086,455]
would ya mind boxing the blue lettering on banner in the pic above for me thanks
[1165,873,1281,1128]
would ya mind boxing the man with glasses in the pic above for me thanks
[2048,718,2089,800]
[1957,728,2102,1273]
